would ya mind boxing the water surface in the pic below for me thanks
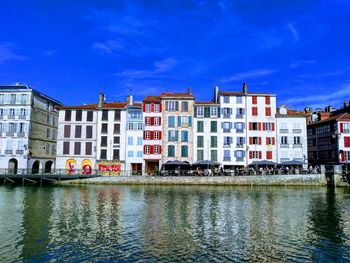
[0,185,349,262]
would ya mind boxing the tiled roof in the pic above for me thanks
[101,102,128,109]
[57,102,130,110]
[194,101,218,105]
[143,96,161,103]
[161,92,194,98]
[219,91,275,96]
[56,104,97,110]
[308,113,350,125]
[276,109,307,118]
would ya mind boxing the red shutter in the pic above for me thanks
[340,151,345,161]
[249,137,253,145]
[143,103,146,112]
[150,103,154,112]
[258,137,262,145]
[249,151,253,159]
[266,107,271,116]
[265,96,270,104]
[158,117,161,125]
[159,103,162,112]
[340,123,344,133]
[266,151,272,159]
[159,145,162,154]
[249,122,253,130]
[150,145,154,154]
[258,151,262,159]
[344,137,350,147]
[272,123,275,131]
[272,137,275,145]
[150,131,154,140]
[143,131,146,140]
[262,123,266,131]
[143,145,147,154]
[150,117,154,126]
[266,138,269,145]
[252,96,257,104]
[258,122,261,130]
[159,132,162,140]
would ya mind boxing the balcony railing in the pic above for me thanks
[280,158,289,162]
[293,158,303,161]
[6,132,14,137]
[223,128,231,133]
[280,144,289,148]
[236,129,244,133]
[0,115,3,119]
[293,144,302,148]
[16,150,24,154]
[223,157,231,161]
[18,115,27,119]
[292,129,302,133]
[7,115,15,119]
[236,114,244,119]
[223,114,231,119]
[236,158,244,162]
[236,144,244,148]
[5,150,13,154]
[279,129,289,133]
[17,132,25,137]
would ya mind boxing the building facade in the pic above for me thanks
[142,96,162,174]
[0,84,61,173]
[276,106,308,165]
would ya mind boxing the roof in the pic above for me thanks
[56,104,97,110]
[161,92,194,98]
[143,96,161,103]
[57,102,129,110]
[276,109,307,118]
[219,91,276,96]
[194,101,218,105]
[308,113,350,126]
[0,84,62,105]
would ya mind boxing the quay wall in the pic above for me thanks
[58,174,327,186]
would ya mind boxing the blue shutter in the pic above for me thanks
[178,116,181,127]
[221,122,224,128]
[168,132,171,141]
[188,116,192,127]
[185,131,188,142]
[133,123,137,130]
[175,131,178,141]
[229,122,232,129]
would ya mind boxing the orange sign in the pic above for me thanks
[82,159,93,174]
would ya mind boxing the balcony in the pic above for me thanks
[280,158,289,162]
[7,115,15,119]
[280,144,289,148]
[17,132,25,137]
[292,129,302,133]
[223,114,231,119]
[6,132,14,137]
[236,114,244,119]
[236,158,244,162]
[18,115,27,119]
[236,144,244,148]
[223,128,231,133]
[0,115,3,119]
[236,129,244,133]
[5,150,13,155]
[223,157,231,161]
[279,129,289,133]
[16,150,24,154]
[293,144,302,148]
[293,158,303,161]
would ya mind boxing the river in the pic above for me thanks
[0,185,349,262]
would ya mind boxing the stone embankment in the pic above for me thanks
[58,174,327,186]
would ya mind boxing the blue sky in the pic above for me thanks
[1,0,349,110]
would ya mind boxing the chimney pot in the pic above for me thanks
[242,82,247,94]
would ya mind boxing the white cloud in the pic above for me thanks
[287,23,299,41]
[93,40,123,54]
[222,69,277,83]
[0,43,26,64]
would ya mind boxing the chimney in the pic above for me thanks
[98,93,105,107]
[188,87,192,95]
[214,85,219,103]
[127,95,133,105]
[242,82,247,94]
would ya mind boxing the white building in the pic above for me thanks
[56,104,98,173]
[0,84,61,173]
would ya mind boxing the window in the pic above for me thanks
[114,136,120,144]
[137,137,142,145]
[86,142,92,155]
[19,123,25,133]
[154,104,160,112]
[252,96,257,104]
[224,136,232,146]
[210,107,218,117]
[128,151,134,157]
[197,106,204,117]
[179,131,188,142]
[235,122,244,132]
[76,110,82,121]
[249,122,258,131]
[197,150,204,161]
[181,101,188,112]
[265,96,270,105]
[168,145,175,157]
[181,146,188,157]
[0,123,2,133]
[154,117,160,126]
[222,122,231,132]
[145,131,151,140]
[211,121,217,132]
[179,116,191,127]
[236,108,244,118]
[128,123,134,130]
[64,125,71,138]
[236,96,243,104]
[211,150,217,161]
[145,145,151,154]
[252,107,258,116]
[211,136,217,148]
[343,123,350,134]
[265,107,271,116]
[113,149,120,160]
[128,136,133,145]
[9,108,15,116]
[65,110,71,121]
[251,151,259,159]
[10,94,16,104]
[224,150,231,161]
[294,136,301,145]
[20,108,26,116]
[101,123,108,134]
[165,101,178,111]
[197,136,204,147]
[250,137,259,145]
[223,108,231,118]
[113,110,120,121]
[345,137,350,147]
[0,109,3,116]
[265,123,272,131]
[63,142,70,154]
[0,94,4,104]
[102,110,108,121]
[114,124,120,134]
[138,123,143,130]
[197,121,204,132]
[101,136,107,147]
[237,137,244,147]
[47,115,51,124]
[235,150,244,160]
[223,96,230,103]
[75,125,82,138]
[87,111,93,122]
[100,149,107,160]
[168,116,175,127]
[146,103,151,112]
[168,130,177,141]
[281,136,288,145]
[86,126,93,138]
[145,117,151,126]
[74,142,81,155]
[137,151,143,157]
[154,131,159,140]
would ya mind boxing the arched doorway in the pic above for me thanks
[32,160,40,174]
[44,161,53,173]
[8,159,18,174]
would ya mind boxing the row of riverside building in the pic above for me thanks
[0,83,349,175]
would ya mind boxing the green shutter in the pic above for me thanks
[204,107,210,118]
[175,130,178,141]
[194,107,197,117]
